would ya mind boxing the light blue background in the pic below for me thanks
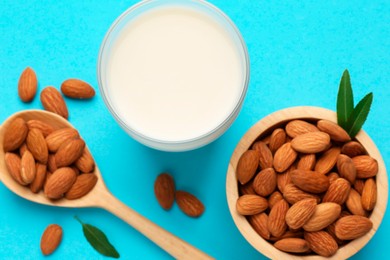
[1,0,389,259]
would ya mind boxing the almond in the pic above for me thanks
[285,120,319,138]
[176,190,205,217]
[253,168,276,196]
[40,86,69,119]
[352,155,378,178]
[335,215,373,240]
[290,169,329,193]
[61,79,95,99]
[269,230,304,242]
[273,143,297,172]
[27,120,54,137]
[236,150,259,185]
[315,147,341,174]
[346,188,367,216]
[44,167,77,199]
[252,141,273,169]
[26,128,48,164]
[47,154,57,173]
[322,178,351,204]
[291,131,330,153]
[327,172,340,184]
[317,119,351,142]
[277,165,295,193]
[268,199,289,237]
[297,154,316,170]
[303,203,341,231]
[65,173,98,200]
[236,194,268,215]
[55,138,85,167]
[18,67,37,102]
[30,163,47,193]
[20,150,36,184]
[354,179,365,195]
[153,173,175,210]
[283,184,320,204]
[3,117,28,152]
[285,198,317,229]
[19,143,28,157]
[5,152,26,185]
[268,191,283,210]
[304,231,338,257]
[40,224,63,255]
[46,128,79,152]
[361,178,377,211]
[274,238,310,253]
[269,128,286,153]
[71,166,80,175]
[75,148,95,173]
[327,221,344,246]
[239,180,256,195]
[248,213,270,240]
[341,141,366,157]
[337,154,356,184]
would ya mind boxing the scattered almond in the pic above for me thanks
[176,191,205,217]
[154,173,175,210]
[18,67,38,102]
[61,79,95,99]
[40,224,63,255]
[40,86,69,119]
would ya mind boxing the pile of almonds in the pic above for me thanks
[236,119,378,257]
[3,117,98,200]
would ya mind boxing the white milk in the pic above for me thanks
[106,5,246,142]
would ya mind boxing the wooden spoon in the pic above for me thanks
[0,110,212,259]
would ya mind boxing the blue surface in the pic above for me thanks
[0,0,389,259]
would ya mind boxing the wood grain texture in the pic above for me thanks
[226,106,387,259]
[0,110,212,260]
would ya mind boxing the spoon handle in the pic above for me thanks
[98,191,213,260]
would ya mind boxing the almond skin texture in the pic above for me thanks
[269,128,286,153]
[26,128,48,164]
[248,213,270,240]
[154,173,175,210]
[30,163,47,193]
[55,138,85,167]
[176,191,205,217]
[341,141,366,157]
[297,154,316,170]
[291,131,331,154]
[47,154,57,173]
[40,86,69,119]
[277,165,295,193]
[252,141,273,169]
[75,148,95,173]
[268,191,283,210]
[239,180,256,195]
[268,199,289,237]
[253,168,277,197]
[61,79,95,99]
[303,203,341,232]
[46,128,79,152]
[236,194,268,215]
[335,216,373,240]
[3,117,28,152]
[283,184,320,204]
[44,167,77,199]
[273,143,297,172]
[304,231,338,257]
[20,150,36,184]
[285,120,319,138]
[322,178,351,204]
[354,179,365,195]
[315,147,341,174]
[361,178,377,211]
[27,120,54,137]
[5,152,26,185]
[285,198,317,229]
[40,224,63,255]
[328,172,340,184]
[236,150,259,185]
[346,188,367,216]
[269,230,304,242]
[274,238,310,253]
[337,154,356,184]
[317,119,351,142]
[18,67,37,102]
[19,143,28,157]
[290,169,330,193]
[65,173,98,200]
[352,155,378,178]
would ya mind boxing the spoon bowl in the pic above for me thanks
[0,110,211,259]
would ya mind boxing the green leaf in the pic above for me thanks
[337,69,354,130]
[346,92,373,138]
[75,216,120,258]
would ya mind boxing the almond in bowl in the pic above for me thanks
[226,107,387,259]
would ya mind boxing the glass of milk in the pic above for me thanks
[98,0,249,151]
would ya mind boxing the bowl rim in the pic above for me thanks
[226,106,388,259]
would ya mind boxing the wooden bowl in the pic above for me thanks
[226,106,388,259]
